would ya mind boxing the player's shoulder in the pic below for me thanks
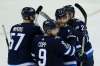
[23,23,41,31]
[22,23,41,31]
[55,36,69,47]
[72,19,86,30]
[33,25,41,30]
[33,35,43,42]
[44,36,61,42]
[60,25,73,34]
[55,36,64,42]
[54,36,61,39]
[74,18,85,25]
[60,25,72,31]
[11,23,22,28]
[10,23,22,31]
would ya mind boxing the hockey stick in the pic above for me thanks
[39,11,51,20]
[34,6,51,25]
[36,6,43,14]
[75,3,87,66]
[2,25,9,47]
[36,6,51,20]
[34,5,43,25]
[34,5,51,32]
[75,3,87,25]
[34,5,51,28]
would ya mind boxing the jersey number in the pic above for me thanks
[38,49,46,66]
[9,33,25,51]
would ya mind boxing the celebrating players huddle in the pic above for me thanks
[8,5,94,66]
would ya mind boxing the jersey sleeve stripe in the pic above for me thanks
[67,35,76,39]
[8,62,36,66]
[70,46,75,56]
[64,45,71,55]
[76,45,81,49]
[85,48,93,55]
[64,61,77,65]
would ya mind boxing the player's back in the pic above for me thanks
[32,35,67,66]
[8,23,43,65]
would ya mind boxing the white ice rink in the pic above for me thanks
[0,0,100,66]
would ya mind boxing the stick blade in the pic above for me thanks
[75,3,87,25]
[36,5,43,14]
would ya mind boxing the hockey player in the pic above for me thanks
[55,8,80,66]
[63,5,94,66]
[31,19,77,66]
[8,7,43,66]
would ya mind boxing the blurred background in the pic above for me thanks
[0,0,100,66]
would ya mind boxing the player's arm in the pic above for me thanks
[67,34,81,50]
[84,41,93,58]
[74,20,90,45]
[74,21,94,62]
[65,27,81,51]
[58,38,76,56]
[76,41,94,64]
[75,20,93,54]
[83,41,94,66]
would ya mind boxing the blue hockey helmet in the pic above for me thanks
[55,8,66,20]
[63,5,75,15]
[43,19,57,32]
[21,7,35,19]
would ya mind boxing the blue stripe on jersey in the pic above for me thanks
[76,45,81,49]
[67,35,76,39]
[64,61,77,66]
[64,45,75,56]
[68,46,75,56]
[85,48,93,58]
[64,45,71,55]
[8,62,36,66]
[70,47,75,56]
